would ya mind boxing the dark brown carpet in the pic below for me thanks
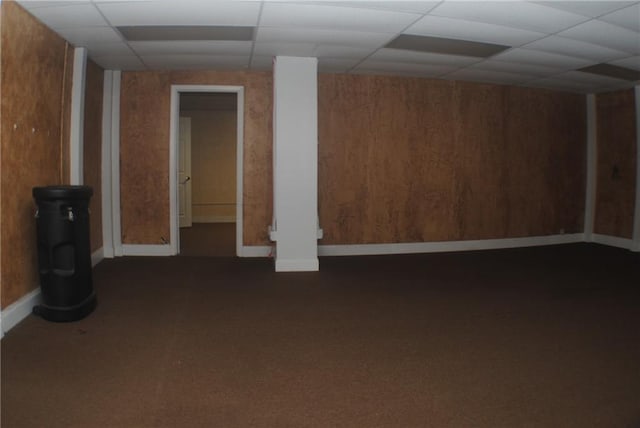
[2,243,640,427]
[179,222,236,257]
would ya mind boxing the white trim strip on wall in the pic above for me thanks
[0,249,104,338]
[318,233,585,257]
[101,70,114,258]
[584,93,597,242]
[592,233,634,250]
[241,246,273,258]
[1,288,41,337]
[91,248,104,267]
[236,87,245,258]
[69,47,87,185]
[121,244,175,257]
[632,85,640,252]
[111,71,123,257]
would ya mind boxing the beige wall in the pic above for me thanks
[181,109,237,222]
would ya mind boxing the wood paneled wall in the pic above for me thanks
[594,89,637,238]
[120,72,171,244]
[119,71,272,245]
[0,2,72,308]
[120,71,588,248]
[318,74,587,244]
[83,59,104,251]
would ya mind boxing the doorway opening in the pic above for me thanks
[169,85,244,257]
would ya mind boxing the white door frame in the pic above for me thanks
[169,85,245,256]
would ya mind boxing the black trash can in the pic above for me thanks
[32,185,97,322]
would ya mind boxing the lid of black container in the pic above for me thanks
[33,185,93,200]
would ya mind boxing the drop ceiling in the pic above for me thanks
[18,0,640,93]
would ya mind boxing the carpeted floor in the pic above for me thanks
[179,222,236,257]
[2,243,640,427]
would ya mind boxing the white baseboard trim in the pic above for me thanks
[192,216,236,223]
[91,247,104,266]
[1,288,42,336]
[239,245,272,257]
[275,258,319,272]
[121,244,176,256]
[591,234,634,250]
[318,233,585,257]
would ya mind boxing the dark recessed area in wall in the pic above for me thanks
[118,25,255,41]
[578,63,640,82]
[385,34,510,58]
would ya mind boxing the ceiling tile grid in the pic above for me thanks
[15,0,640,93]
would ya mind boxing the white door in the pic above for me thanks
[179,117,192,228]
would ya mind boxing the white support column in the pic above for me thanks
[270,56,321,272]
[101,71,114,258]
[111,71,123,256]
[632,85,640,251]
[584,94,597,242]
[69,47,87,185]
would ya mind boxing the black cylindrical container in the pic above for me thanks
[32,185,96,322]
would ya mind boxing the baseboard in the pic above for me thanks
[591,234,634,250]
[318,233,585,256]
[192,216,236,223]
[275,258,319,272]
[1,288,42,337]
[239,245,272,257]
[91,247,104,266]
[121,244,176,256]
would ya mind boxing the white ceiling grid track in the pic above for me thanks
[18,0,640,93]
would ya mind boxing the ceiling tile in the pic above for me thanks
[55,27,123,46]
[524,77,593,93]
[430,1,590,33]
[386,34,509,58]
[523,36,630,61]
[445,68,533,85]
[558,20,640,54]
[599,3,640,32]
[259,3,420,33]
[17,1,91,10]
[91,55,146,71]
[312,45,373,59]
[559,70,633,85]
[25,4,108,29]
[96,1,261,26]
[129,41,252,56]
[118,26,254,42]
[141,54,249,70]
[543,70,636,92]
[532,1,636,18]
[470,59,560,77]
[249,55,274,71]
[354,60,459,77]
[253,42,317,57]
[405,15,545,47]
[317,58,362,73]
[306,1,441,14]
[86,42,135,57]
[256,27,392,49]
[579,63,640,81]
[491,48,595,69]
[370,48,482,66]
[609,55,640,71]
